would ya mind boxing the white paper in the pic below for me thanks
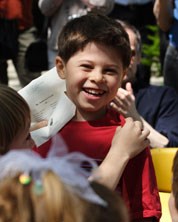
[19,67,76,146]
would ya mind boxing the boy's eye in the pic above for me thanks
[80,64,93,69]
[104,68,117,75]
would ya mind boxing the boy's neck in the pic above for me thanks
[73,108,107,121]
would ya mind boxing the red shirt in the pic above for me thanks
[34,109,161,220]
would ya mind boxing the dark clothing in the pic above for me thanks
[163,1,178,92]
[135,84,178,147]
[109,1,156,45]
[0,0,41,86]
[164,44,178,93]
[109,1,156,86]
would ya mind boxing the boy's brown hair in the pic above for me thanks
[0,84,30,154]
[57,13,131,69]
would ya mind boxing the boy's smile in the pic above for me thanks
[56,42,126,121]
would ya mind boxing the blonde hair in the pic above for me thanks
[0,170,129,222]
[0,171,85,222]
[0,84,30,154]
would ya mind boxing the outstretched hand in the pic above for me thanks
[110,82,141,121]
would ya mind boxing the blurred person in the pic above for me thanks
[0,149,130,222]
[0,0,41,87]
[109,0,156,86]
[110,21,178,148]
[38,0,114,69]
[0,84,35,154]
[154,0,178,93]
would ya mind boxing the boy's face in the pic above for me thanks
[9,119,35,150]
[56,42,126,120]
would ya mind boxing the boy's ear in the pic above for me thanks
[55,56,66,79]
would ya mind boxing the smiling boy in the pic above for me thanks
[35,13,161,221]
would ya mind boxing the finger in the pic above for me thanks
[141,128,150,138]
[117,88,134,105]
[125,116,134,122]
[142,138,150,148]
[115,95,132,110]
[110,102,128,116]
[140,130,150,145]
[109,101,120,112]
[124,117,135,128]
[118,87,130,96]
[125,82,133,94]
[111,95,128,110]
[115,125,122,132]
[112,96,124,107]
[134,120,142,130]
[30,120,48,131]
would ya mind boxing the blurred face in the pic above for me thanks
[9,119,35,150]
[122,28,141,87]
[169,192,178,222]
[56,42,126,121]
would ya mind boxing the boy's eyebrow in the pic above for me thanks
[78,60,121,68]
[103,64,123,71]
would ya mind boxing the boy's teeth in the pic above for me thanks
[85,89,104,95]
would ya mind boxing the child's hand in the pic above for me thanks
[91,118,150,189]
[30,120,48,131]
[110,82,141,122]
[111,117,150,159]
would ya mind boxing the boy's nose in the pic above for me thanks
[89,70,104,83]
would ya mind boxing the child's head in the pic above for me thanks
[169,151,178,221]
[0,170,84,222]
[0,150,129,222]
[0,173,129,222]
[56,13,131,120]
[88,181,130,222]
[57,13,131,69]
[0,84,34,154]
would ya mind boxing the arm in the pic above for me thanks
[89,117,150,190]
[110,82,169,148]
[38,0,64,16]
[153,0,173,32]
[140,117,169,148]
